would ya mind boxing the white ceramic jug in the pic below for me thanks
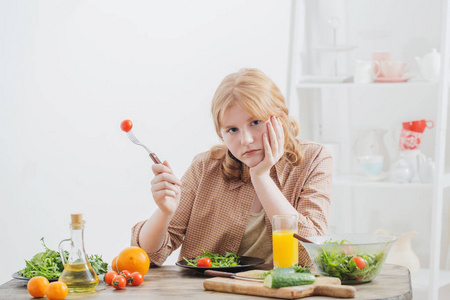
[375,229,420,276]
[417,153,435,183]
[399,149,422,182]
[415,48,441,81]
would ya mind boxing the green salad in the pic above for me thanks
[315,239,385,284]
[18,238,108,280]
[183,250,240,267]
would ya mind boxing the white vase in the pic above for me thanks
[375,229,420,276]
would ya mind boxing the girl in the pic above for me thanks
[131,68,332,267]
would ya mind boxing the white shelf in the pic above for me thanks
[311,45,358,52]
[444,173,450,188]
[296,81,438,89]
[333,175,432,189]
[412,269,450,289]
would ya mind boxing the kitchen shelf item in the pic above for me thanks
[375,77,411,83]
[415,48,441,82]
[375,230,421,277]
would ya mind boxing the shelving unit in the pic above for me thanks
[296,81,438,89]
[286,1,450,299]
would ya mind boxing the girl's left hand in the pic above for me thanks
[250,116,285,177]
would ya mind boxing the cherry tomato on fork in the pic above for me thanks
[197,257,212,268]
[121,120,133,132]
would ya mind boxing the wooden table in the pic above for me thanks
[0,264,412,299]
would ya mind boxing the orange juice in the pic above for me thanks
[273,230,298,268]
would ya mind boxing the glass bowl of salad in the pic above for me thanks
[300,234,397,284]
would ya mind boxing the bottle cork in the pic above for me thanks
[71,214,84,229]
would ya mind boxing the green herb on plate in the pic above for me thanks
[183,250,241,267]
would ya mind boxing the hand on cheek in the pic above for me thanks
[250,116,285,177]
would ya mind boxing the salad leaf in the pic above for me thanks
[259,263,314,278]
[87,254,108,276]
[183,250,241,267]
[18,237,108,280]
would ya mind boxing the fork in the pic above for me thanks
[126,130,162,164]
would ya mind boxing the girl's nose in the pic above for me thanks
[241,129,254,145]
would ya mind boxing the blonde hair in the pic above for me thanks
[210,68,302,181]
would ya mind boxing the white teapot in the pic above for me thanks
[415,48,441,81]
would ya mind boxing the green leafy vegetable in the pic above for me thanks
[18,237,108,280]
[87,254,108,276]
[183,250,241,267]
[315,239,385,283]
[259,264,314,278]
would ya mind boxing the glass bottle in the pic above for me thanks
[58,214,99,293]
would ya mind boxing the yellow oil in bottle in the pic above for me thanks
[59,263,99,293]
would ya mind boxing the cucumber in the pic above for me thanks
[272,267,296,274]
[263,273,316,288]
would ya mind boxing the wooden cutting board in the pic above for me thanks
[203,270,356,299]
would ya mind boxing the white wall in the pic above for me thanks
[0,0,291,285]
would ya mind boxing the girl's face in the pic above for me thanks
[220,104,268,168]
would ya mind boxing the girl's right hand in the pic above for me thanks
[151,161,182,216]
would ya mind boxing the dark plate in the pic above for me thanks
[176,256,265,273]
[12,271,58,282]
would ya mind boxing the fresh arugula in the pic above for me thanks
[18,237,108,280]
[183,250,241,267]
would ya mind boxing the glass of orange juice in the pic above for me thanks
[272,215,298,268]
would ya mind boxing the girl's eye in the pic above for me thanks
[251,120,261,126]
[228,128,238,133]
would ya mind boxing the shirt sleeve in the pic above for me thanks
[130,154,203,266]
[296,145,333,239]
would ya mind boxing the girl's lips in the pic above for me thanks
[243,149,259,155]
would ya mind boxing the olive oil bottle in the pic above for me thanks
[58,214,99,293]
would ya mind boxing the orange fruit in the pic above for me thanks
[116,246,150,275]
[112,256,119,272]
[27,276,49,297]
[45,281,68,300]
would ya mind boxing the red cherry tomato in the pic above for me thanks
[121,120,133,132]
[104,271,118,285]
[112,275,127,290]
[129,272,144,286]
[351,256,367,270]
[120,270,132,282]
[197,257,212,268]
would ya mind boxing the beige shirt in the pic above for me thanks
[237,209,273,267]
[131,140,332,267]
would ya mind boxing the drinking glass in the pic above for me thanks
[272,215,298,268]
